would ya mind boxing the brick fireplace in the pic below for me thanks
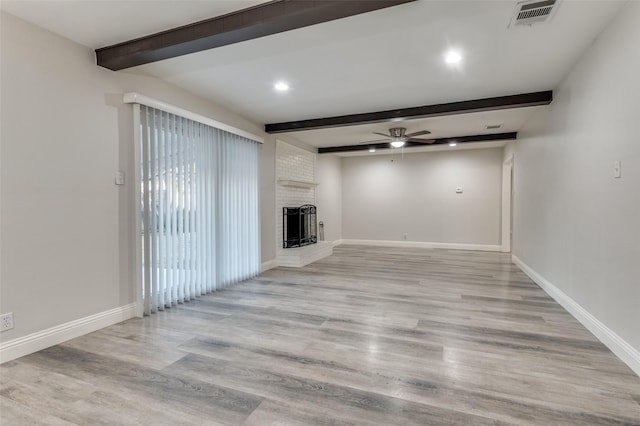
[276,141,332,267]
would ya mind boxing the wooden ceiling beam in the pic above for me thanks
[317,132,517,154]
[96,0,416,71]
[266,91,552,133]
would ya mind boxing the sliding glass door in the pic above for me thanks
[137,105,260,315]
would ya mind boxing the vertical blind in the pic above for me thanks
[139,105,260,315]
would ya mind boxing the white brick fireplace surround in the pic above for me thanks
[276,141,332,267]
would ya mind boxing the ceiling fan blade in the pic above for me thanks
[407,138,436,144]
[373,132,392,138]
[405,130,431,137]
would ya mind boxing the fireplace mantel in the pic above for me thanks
[277,179,319,189]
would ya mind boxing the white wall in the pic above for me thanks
[260,135,277,263]
[513,2,639,354]
[341,148,503,247]
[316,154,342,242]
[0,11,276,344]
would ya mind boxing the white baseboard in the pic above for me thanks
[340,239,501,252]
[331,239,344,247]
[0,303,137,364]
[261,259,278,273]
[512,255,640,377]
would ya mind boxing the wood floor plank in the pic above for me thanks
[177,333,639,424]
[242,399,371,426]
[166,353,506,426]
[1,245,639,425]
[23,345,262,425]
[0,395,75,426]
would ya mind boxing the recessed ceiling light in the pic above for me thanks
[449,142,457,147]
[445,50,462,64]
[274,82,289,91]
[368,147,376,153]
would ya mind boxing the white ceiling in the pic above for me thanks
[0,0,267,48]
[1,0,625,152]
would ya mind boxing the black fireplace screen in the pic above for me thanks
[283,205,317,248]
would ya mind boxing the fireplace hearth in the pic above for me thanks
[283,205,317,248]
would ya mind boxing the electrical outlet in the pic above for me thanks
[403,233,408,240]
[0,313,14,332]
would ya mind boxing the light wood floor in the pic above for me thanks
[1,245,639,425]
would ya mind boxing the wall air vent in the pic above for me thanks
[485,124,503,130]
[509,0,559,27]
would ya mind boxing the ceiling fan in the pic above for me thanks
[369,127,435,148]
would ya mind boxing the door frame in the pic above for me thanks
[501,154,514,253]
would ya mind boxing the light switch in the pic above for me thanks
[456,187,463,194]
[613,161,621,179]
[115,171,125,185]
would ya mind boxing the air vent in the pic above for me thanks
[486,124,503,130]
[509,0,559,27]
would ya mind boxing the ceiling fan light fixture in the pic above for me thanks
[364,127,432,150]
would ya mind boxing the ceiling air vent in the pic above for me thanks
[509,0,559,27]
[485,124,503,130]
